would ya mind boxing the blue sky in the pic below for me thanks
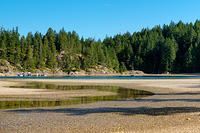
[0,0,200,40]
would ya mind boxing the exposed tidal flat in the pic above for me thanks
[1,78,200,132]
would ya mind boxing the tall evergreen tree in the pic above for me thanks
[45,28,57,70]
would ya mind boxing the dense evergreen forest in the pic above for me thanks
[1,20,200,73]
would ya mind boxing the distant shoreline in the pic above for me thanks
[0,72,200,77]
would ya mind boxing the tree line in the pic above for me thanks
[1,20,200,73]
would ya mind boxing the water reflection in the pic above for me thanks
[0,83,153,109]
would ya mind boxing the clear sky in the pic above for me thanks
[0,0,200,40]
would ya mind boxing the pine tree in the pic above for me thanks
[0,33,7,59]
[159,38,178,73]
[24,45,34,71]
[45,28,57,70]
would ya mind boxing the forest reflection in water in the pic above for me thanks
[0,82,153,109]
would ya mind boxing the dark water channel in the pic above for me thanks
[0,83,153,109]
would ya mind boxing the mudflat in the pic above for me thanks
[1,78,200,133]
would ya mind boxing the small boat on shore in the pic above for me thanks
[17,72,31,77]
[17,72,47,77]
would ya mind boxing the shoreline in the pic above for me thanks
[1,72,200,77]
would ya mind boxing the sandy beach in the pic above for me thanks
[1,78,200,133]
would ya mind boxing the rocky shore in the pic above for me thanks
[0,69,145,77]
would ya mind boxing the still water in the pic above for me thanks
[0,83,153,109]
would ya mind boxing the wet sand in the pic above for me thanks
[1,79,200,133]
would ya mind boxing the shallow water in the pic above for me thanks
[0,83,153,109]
